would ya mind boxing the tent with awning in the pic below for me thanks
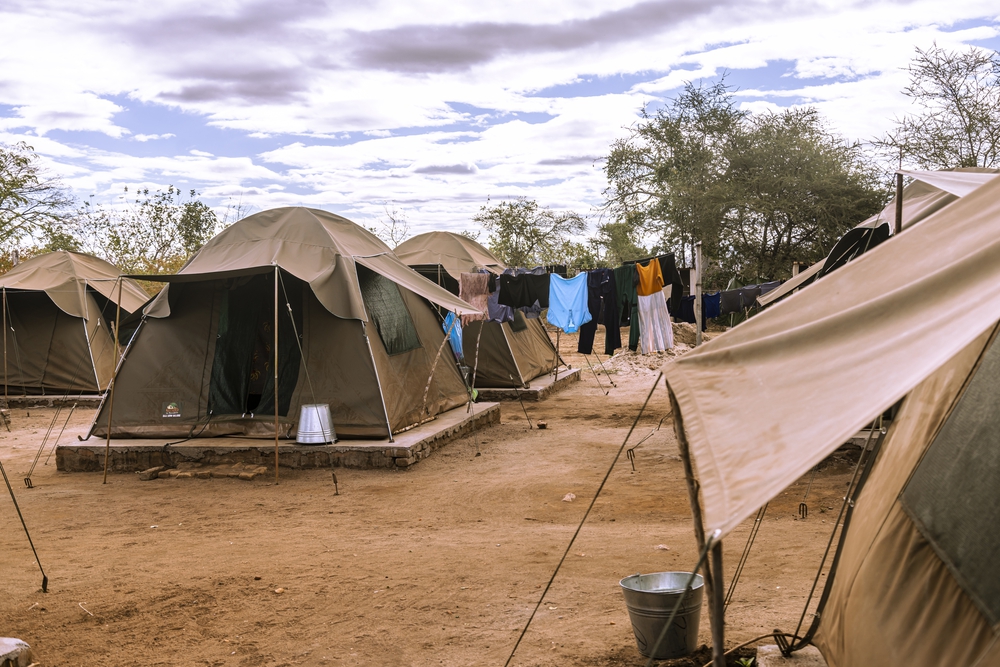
[88,207,480,440]
[758,167,1000,307]
[662,171,1000,665]
[395,231,558,389]
[1,251,149,395]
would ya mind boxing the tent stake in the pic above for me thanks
[274,265,279,485]
[102,278,123,484]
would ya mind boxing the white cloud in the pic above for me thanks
[0,0,997,231]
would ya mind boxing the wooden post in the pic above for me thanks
[694,242,703,347]
[102,278,123,484]
[894,172,904,235]
[669,383,723,663]
[274,265,280,485]
[792,261,800,278]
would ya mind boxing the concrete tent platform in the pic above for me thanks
[2,394,103,409]
[56,402,499,473]
[475,367,580,402]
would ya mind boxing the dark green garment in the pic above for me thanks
[613,265,640,352]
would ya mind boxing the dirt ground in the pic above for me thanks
[0,325,858,666]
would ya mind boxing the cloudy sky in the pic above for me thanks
[1,0,998,237]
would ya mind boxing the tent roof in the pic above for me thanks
[395,231,505,280]
[140,207,479,320]
[0,250,149,319]
[757,167,1000,308]
[663,172,1000,538]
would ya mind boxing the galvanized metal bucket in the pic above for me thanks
[619,572,704,660]
[296,404,336,444]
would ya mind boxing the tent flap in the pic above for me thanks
[664,174,1000,538]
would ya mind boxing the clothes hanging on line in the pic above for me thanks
[720,289,742,316]
[626,253,684,313]
[487,289,514,323]
[678,295,697,324]
[458,272,490,326]
[443,312,463,361]
[638,290,674,354]
[758,280,781,296]
[498,273,550,309]
[613,264,640,352]
[547,273,592,333]
[578,268,621,355]
[703,291,721,320]
[739,285,762,309]
[636,259,665,297]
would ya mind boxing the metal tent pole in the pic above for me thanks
[102,278,123,484]
[274,265,280,485]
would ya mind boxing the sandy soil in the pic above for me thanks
[0,326,857,666]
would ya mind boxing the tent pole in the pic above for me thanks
[710,540,726,667]
[695,242,703,347]
[668,380,723,660]
[274,265,279,486]
[3,287,7,405]
[102,278,123,484]
[894,172,904,235]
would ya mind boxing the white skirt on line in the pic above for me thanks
[637,289,674,354]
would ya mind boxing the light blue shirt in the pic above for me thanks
[547,273,592,333]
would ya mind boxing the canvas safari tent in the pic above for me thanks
[661,173,1000,665]
[395,231,558,388]
[1,251,149,395]
[758,167,1000,307]
[88,207,481,441]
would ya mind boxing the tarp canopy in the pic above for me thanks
[395,231,505,280]
[135,208,480,320]
[663,172,1000,538]
[0,251,149,318]
[757,167,1000,308]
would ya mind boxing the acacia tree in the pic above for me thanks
[0,142,75,250]
[604,80,744,266]
[603,81,886,285]
[721,109,887,281]
[79,185,218,274]
[473,197,587,268]
[877,44,1000,169]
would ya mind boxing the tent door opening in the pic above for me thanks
[208,273,302,417]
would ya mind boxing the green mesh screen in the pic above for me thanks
[356,265,421,356]
[901,331,1000,625]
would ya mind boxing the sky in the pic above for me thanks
[1,0,999,238]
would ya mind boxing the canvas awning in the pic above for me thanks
[664,174,1000,538]
[757,168,1000,308]
[0,251,149,319]
[132,208,481,320]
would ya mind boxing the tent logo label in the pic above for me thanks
[162,402,182,418]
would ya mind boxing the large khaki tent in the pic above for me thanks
[89,207,480,440]
[663,173,1000,665]
[1,251,148,395]
[395,231,558,388]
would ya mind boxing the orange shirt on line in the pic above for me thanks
[636,259,665,297]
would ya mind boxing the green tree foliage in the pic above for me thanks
[604,81,744,268]
[721,108,887,282]
[473,197,587,268]
[0,141,75,250]
[876,44,1000,169]
[592,217,649,267]
[603,81,886,285]
[79,185,218,274]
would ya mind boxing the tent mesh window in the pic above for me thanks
[356,265,421,356]
[207,273,302,417]
[901,331,1000,625]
